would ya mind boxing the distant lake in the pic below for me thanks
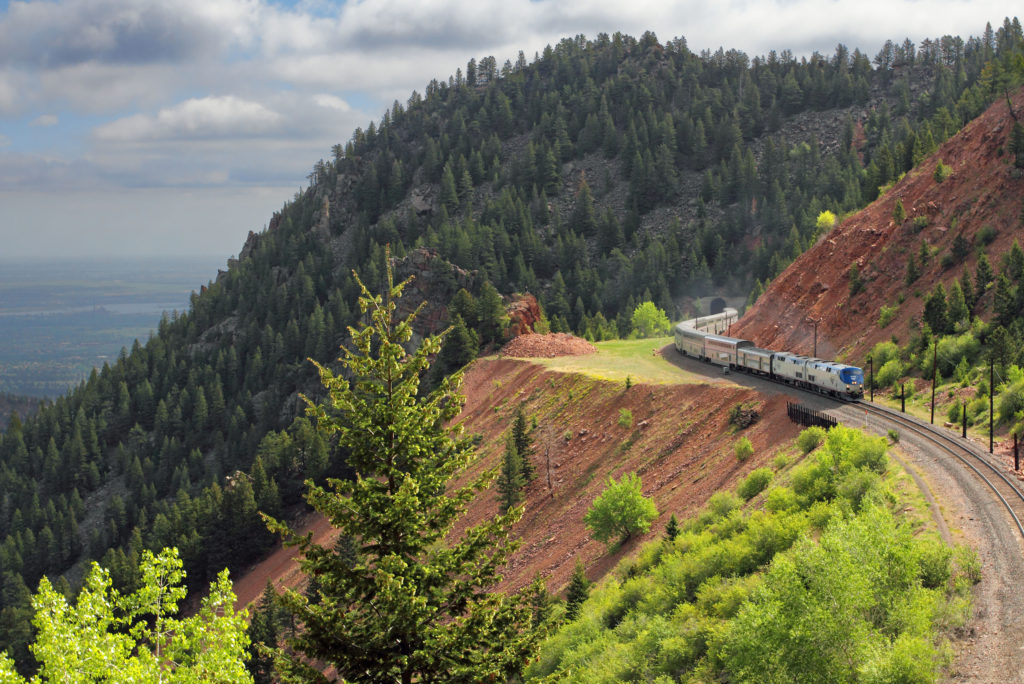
[0,255,227,397]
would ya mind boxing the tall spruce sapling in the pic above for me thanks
[564,559,591,621]
[496,436,525,513]
[510,403,536,481]
[264,259,546,683]
[664,514,680,542]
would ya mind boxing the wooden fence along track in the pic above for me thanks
[854,400,1024,540]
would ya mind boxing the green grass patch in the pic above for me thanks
[530,337,707,385]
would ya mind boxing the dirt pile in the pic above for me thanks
[500,333,597,358]
[733,86,1024,364]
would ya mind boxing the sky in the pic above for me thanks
[0,0,1013,261]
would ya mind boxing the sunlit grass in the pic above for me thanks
[525,336,708,385]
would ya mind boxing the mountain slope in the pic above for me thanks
[732,85,1024,363]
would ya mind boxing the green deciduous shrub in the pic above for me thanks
[876,358,904,389]
[877,304,898,328]
[737,467,773,501]
[734,437,754,462]
[585,472,658,547]
[796,426,826,454]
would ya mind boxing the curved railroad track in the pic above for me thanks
[851,399,1024,540]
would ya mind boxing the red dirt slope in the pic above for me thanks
[449,358,798,594]
[231,358,799,608]
[732,86,1024,364]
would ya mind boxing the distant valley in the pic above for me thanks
[0,257,223,397]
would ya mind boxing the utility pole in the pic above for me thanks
[868,356,873,402]
[900,382,906,413]
[1015,432,1019,472]
[989,357,994,454]
[962,402,967,438]
[812,319,818,357]
[930,340,938,425]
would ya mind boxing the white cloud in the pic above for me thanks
[30,113,58,126]
[313,93,351,111]
[94,95,283,141]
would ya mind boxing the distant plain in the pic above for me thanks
[0,257,223,397]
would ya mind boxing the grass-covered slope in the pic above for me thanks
[527,425,976,682]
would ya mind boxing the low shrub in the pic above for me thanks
[868,340,900,369]
[876,358,904,389]
[734,437,754,462]
[997,380,1024,425]
[877,304,897,328]
[738,468,774,501]
[796,426,826,454]
[618,408,633,428]
[976,224,997,246]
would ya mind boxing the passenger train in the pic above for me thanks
[673,308,864,400]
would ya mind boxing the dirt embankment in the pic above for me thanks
[733,86,1024,364]
[232,355,799,609]
[450,358,798,594]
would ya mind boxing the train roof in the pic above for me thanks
[704,334,751,345]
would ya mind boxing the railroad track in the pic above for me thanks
[852,399,1024,540]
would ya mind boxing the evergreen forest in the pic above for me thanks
[0,18,1022,675]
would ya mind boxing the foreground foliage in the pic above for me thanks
[528,425,974,682]
[0,548,250,682]
[265,264,546,682]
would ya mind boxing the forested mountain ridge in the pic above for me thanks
[1,20,1021,672]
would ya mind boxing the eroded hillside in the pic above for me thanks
[733,86,1024,363]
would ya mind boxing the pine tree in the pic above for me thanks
[496,436,525,514]
[923,283,949,334]
[266,259,542,683]
[665,513,680,542]
[564,559,590,621]
[893,198,906,224]
[976,252,994,293]
[510,403,535,481]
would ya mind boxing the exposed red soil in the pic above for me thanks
[500,332,597,358]
[732,86,1024,365]
[232,356,798,609]
[449,358,798,595]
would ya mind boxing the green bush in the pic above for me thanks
[868,340,900,369]
[764,486,799,512]
[916,537,953,589]
[933,161,953,182]
[947,399,963,424]
[876,358,904,389]
[796,426,826,454]
[976,224,997,246]
[734,437,754,462]
[585,472,659,547]
[837,469,881,510]
[773,452,790,470]
[997,380,1024,425]
[706,491,742,521]
[737,468,774,501]
[618,408,633,428]
[877,304,897,328]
